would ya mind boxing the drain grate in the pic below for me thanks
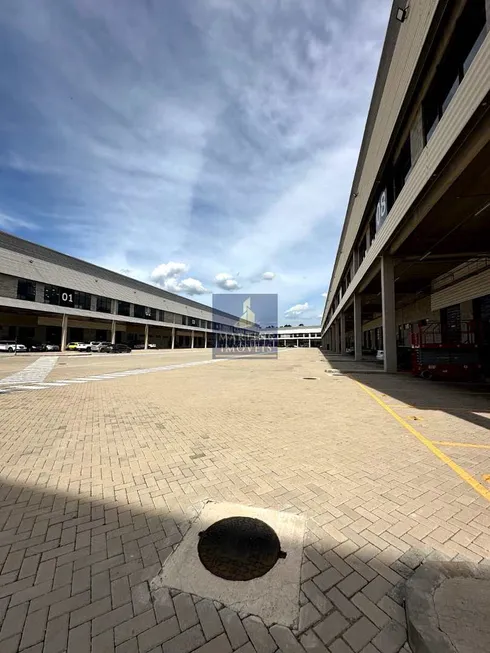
[198,516,286,581]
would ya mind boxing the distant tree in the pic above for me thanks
[284,324,292,327]
[299,323,304,327]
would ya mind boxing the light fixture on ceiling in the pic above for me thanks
[396,6,408,23]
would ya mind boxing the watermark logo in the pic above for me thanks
[212,294,278,359]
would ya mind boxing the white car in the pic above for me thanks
[76,343,92,352]
[91,341,112,352]
[0,341,27,353]
[376,350,384,362]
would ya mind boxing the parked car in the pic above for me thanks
[132,343,145,349]
[91,341,112,352]
[148,343,157,349]
[345,347,355,355]
[27,342,46,352]
[376,350,384,362]
[45,343,60,352]
[76,343,92,352]
[0,341,27,353]
[66,342,80,350]
[99,343,132,354]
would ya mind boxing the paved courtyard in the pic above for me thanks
[0,348,490,652]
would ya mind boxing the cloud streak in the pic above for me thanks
[0,0,391,324]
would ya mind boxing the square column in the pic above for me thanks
[111,320,116,344]
[381,256,397,373]
[171,327,175,349]
[340,312,346,355]
[354,294,362,362]
[61,314,68,352]
[144,324,149,350]
[191,331,194,349]
[204,331,208,348]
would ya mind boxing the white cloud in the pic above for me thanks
[150,262,189,283]
[321,292,328,298]
[261,271,275,280]
[285,302,310,317]
[179,277,208,295]
[150,261,208,295]
[215,272,241,291]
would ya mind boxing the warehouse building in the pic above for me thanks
[322,0,490,380]
[0,231,259,351]
[260,326,321,348]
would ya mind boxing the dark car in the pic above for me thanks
[100,343,132,353]
[27,342,46,352]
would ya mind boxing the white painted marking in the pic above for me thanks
[0,356,59,385]
[0,356,230,396]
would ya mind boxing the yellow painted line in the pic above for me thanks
[432,441,490,450]
[355,381,490,503]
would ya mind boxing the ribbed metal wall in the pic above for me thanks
[431,268,490,310]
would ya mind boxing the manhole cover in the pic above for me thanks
[197,516,286,581]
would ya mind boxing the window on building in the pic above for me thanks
[393,137,412,199]
[17,279,36,302]
[96,296,112,313]
[44,285,60,305]
[423,0,487,144]
[117,301,130,316]
[134,304,155,320]
[73,291,91,310]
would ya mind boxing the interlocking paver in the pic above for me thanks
[343,616,379,652]
[326,588,361,622]
[243,616,276,653]
[0,602,29,642]
[313,611,349,646]
[302,580,333,615]
[298,602,322,633]
[162,624,205,653]
[114,609,156,646]
[299,629,328,652]
[137,616,180,653]
[219,607,249,649]
[1,349,490,652]
[196,599,224,640]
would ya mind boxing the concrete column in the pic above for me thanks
[354,294,362,362]
[111,320,116,344]
[171,327,175,349]
[191,330,194,349]
[144,324,149,350]
[365,229,371,251]
[61,314,68,352]
[308,337,311,348]
[340,312,346,355]
[204,331,208,348]
[381,256,397,373]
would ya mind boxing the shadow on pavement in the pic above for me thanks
[320,351,490,434]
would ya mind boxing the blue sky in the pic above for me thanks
[0,0,391,325]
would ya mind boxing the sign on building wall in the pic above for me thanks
[375,188,388,232]
[59,288,75,307]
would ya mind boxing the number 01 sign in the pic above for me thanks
[60,288,75,307]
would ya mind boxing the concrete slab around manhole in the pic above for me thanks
[150,501,305,627]
[406,562,490,653]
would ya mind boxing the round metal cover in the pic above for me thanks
[198,516,286,581]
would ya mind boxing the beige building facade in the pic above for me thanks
[322,0,490,379]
